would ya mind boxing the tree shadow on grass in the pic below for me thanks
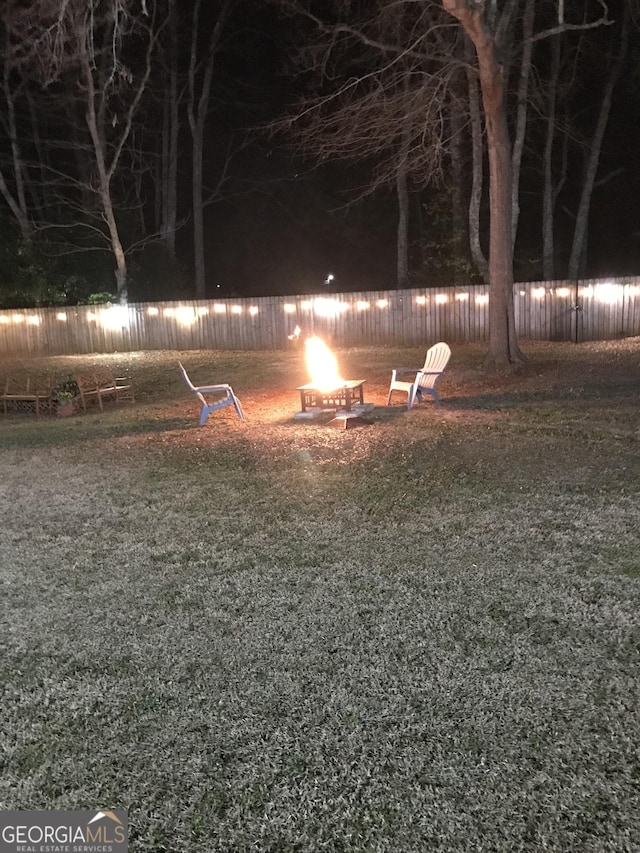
[446,379,640,411]
[0,415,192,450]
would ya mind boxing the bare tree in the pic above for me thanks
[157,0,179,258]
[541,30,564,280]
[510,0,534,248]
[464,38,488,280]
[187,0,235,299]
[272,2,459,291]
[0,34,31,241]
[567,5,629,280]
[2,0,160,303]
[443,0,615,364]
[442,0,524,366]
[273,0,619,365]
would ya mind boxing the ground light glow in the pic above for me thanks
[305,335,343,392]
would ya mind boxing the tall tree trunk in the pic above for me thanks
[188,0,232,299]
[83,71,130,301]
[161,0,179,257]
[396,161,409,289]
[1,47,31,241]
[445,0,523,366]
[465,40,488,281]
[567,11,628,280]
[542,34,562,280]
[396,102,411,289]
[25,90,48,220]
[191,130,206,297]
[449,58,469,285]
[102,193,129,303]
[511,0,534,248]
[0,169,30,240]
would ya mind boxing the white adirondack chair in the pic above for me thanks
[386,342,451,409]
[178,362,245,426]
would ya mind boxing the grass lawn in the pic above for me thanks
[1,339,639,852]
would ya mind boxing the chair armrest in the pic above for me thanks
[391,367,420,375]
[194,383,232,393]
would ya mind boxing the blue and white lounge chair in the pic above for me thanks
[178,361,244,426]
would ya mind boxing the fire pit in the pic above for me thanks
[294,336,372,428]
[297,379,366,413]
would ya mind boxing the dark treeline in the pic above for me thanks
[0,2,638,350]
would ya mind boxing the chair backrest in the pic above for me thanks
[421,342,451,374]
[178,361,196,393]
[74,371,97,395]
[93,367,116,390]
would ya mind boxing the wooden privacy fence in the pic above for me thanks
[1,277,639,357]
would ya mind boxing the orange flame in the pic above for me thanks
[305,335,343,391]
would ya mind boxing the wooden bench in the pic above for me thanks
[74,367,134,412]
[1,376,54,418]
